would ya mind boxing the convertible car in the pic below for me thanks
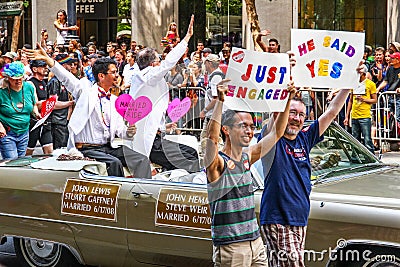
[0,122,399,267]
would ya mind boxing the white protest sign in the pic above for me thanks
[225,48,291,112]
[30,95,58,132]
[353,79,366,95]
[291,29,364,89]
[30,112,51,132]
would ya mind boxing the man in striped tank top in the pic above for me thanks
[205,80,296,266]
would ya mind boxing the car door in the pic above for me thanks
[65,173,135,266]
[126,178,213,267]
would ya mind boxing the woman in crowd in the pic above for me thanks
[181,62,205,134]
[165,22,180,43]
[88,44,97,55]
[0,61,40,159]
[54,9,78,46]
[40,28,49,49]
[182,61,204,88]
[68,39,83,61]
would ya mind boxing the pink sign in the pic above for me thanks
[167,97,191,122]
[115,94,152,125]
[41,95,57,118]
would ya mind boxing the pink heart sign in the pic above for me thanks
[115,94,152,125]
[167,97,192,122]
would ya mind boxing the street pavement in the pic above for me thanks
[379,151,400,164]
[0,148,398,266]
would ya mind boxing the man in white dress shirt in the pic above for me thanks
[129,15,200,173]
[25,48,152,178]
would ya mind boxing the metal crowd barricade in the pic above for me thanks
[373,91,400,151]
[300,88,348,125]
[166,87,355,139]
[168,86,207,139]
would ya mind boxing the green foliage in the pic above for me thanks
[117,23,131,32]
[118,0,131,18]
[205,0,242,16]
[118,0,131,32]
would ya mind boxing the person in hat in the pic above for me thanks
[24,46,152,178]
[46,54,76,149]
[201,47,212,60]
[26,60,53,156]
[377,51,400,122]
[2,52,16,64]
[0,61,40,159]
[199,53,225,155]
[388,42,400,54]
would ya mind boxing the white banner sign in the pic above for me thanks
[225,48,291,112]
[291,29,364,89]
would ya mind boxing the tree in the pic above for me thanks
[243,0,262,51]
[118,0,131,32]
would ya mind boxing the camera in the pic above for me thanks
[185,68,191,75]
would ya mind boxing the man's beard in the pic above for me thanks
[285,125,300,136]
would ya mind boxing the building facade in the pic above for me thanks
[0,0,117,52]
[252,0,398,52]
[0,0,397,55]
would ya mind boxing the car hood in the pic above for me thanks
[311,165,400,210]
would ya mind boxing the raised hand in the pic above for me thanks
[217,79,231,102]
[183,15,194,42]
[23,43,54,67]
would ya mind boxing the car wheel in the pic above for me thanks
[13,237,79,267]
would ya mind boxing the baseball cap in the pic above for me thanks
[87,54,98,59]
[202,47,212,54]
[221,47,231,52]
[55,53,78,65]
[30,60,47,68]
[389,42,400,52]
[389,52,400,60]
[204,54,220,62]
[2,51,17,60]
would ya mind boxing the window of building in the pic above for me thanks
[205,0,242,53]
[299,0,387,48]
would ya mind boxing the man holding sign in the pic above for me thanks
[24,48,151,178]
[26,60,53,156]
[205,80,295,266]
[259,30,365,265]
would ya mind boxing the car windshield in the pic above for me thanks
[309,122,381,184]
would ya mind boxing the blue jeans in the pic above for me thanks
[0,130,29,160]
[351,118,374,153]
[388,96,400,122]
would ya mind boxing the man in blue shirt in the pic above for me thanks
[259,89,350,267]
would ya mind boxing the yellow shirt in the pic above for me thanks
[351,79,377,119]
